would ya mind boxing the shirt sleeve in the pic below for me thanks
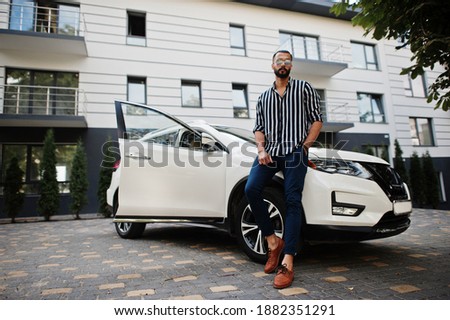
[253,96,265,133]
[304,81,323,123]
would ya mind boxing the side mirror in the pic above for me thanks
[201,133,220,152]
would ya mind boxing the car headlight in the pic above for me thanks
[309,158,373,179]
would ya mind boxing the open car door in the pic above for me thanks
[114,100,227,220]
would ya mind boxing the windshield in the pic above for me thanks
[213,125,255,144]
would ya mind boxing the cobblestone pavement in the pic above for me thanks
[0,209,449,300]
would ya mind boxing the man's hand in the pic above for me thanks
[258,150,273,165]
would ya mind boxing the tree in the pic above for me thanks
[380,144,389,162]
[422,151,440,208]
[97,138,116,217]
[38,129,59,220]
[393,139,408,184]
[409,151,425,207]
[70,139,89,219]
[331,0,450,111]
[3,157,25,223]
[363,144,374,156]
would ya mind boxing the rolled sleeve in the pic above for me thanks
[305,82,323,123]
[253,97,265,133]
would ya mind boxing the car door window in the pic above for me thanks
[118,102,199,148]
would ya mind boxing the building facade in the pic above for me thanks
[1,0,449,218]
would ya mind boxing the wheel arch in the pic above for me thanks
[227,175,284,236]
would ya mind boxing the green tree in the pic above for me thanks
[364,144,374,156]
[38,129,59,220]
[393,139,409,184]
[422,151,440,209]
[380,144,389,162]
[409,151,425,207]
[3,157,25,223]
[70,139,89,219]
[97,138,116,217]
[331,0,450,111]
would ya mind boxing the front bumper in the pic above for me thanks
[304,211,411,243]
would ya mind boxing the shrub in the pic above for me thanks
[70,139,89,219]
[97,138,116,217]
[38,129,59,220]
[3,157,24,223]
[409,151,425,207]
[393,139,408,184]
[422,151,439,209]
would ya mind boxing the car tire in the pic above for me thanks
[235,187,285,264]
[113,194,146,239]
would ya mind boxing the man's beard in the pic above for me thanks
[274,68,290,78]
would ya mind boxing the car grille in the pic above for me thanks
[373,211,411,233]
[363,163,409,201]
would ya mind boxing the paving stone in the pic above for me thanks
[323,276,348,283]
[118,274,142,280]
[126,289,155,297]
[173,275,197,282]
[169,294,204,300]
[41,288,73,296]
[279,287,309,296]
[210,285,239,293]
[98,283,125,290]
[390,284,421,293]
[328,266,349,272]
[0,209,449,300]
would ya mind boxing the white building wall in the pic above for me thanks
[1,0,449,158]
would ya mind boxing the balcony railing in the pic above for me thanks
[280,37,345,64]
[1,2,84,36]
[321,101,353,123]
[1,84,86,117]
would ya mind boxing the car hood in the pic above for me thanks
[190,121,389,166]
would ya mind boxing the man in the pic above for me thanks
[245,50,323,289]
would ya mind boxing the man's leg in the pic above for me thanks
[244,158,279,237]
[245,158,284,273]
[274,148,308,288]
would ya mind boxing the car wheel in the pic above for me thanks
[113,194,146,239]
[235,187,285,264]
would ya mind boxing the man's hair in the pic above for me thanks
[272,50,293,62]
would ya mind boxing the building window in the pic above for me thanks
[404,74,427,98]
[409,117,435,146]
[229,25,246,56]
[357,93,385,123]
[127,77,146,104]
[232,84,249,118]
[57,4,80,35]
[127,11,146,46]
[9,0,80,35]
[363,144,389,162]
[4,68,79,115]
[0,144,77,195]
[351,42,378,70]
[181,81,201,108]
[279,32,320,60]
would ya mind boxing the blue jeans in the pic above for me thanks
[244,147,308,255]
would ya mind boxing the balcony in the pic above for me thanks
[320,101,354,132]
[0,84,87,128]
[0,2,87,56]
[279,37,348,77]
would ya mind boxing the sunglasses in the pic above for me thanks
[274,59,292,66]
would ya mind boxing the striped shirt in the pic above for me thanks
[253,78,322,156]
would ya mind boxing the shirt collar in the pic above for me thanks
[271,77,293,91]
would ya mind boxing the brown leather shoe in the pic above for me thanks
[273,264,294,289]
[264,237,284,274]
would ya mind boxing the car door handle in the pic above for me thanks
[125,154,151,160]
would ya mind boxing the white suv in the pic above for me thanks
[107,101,412,263]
